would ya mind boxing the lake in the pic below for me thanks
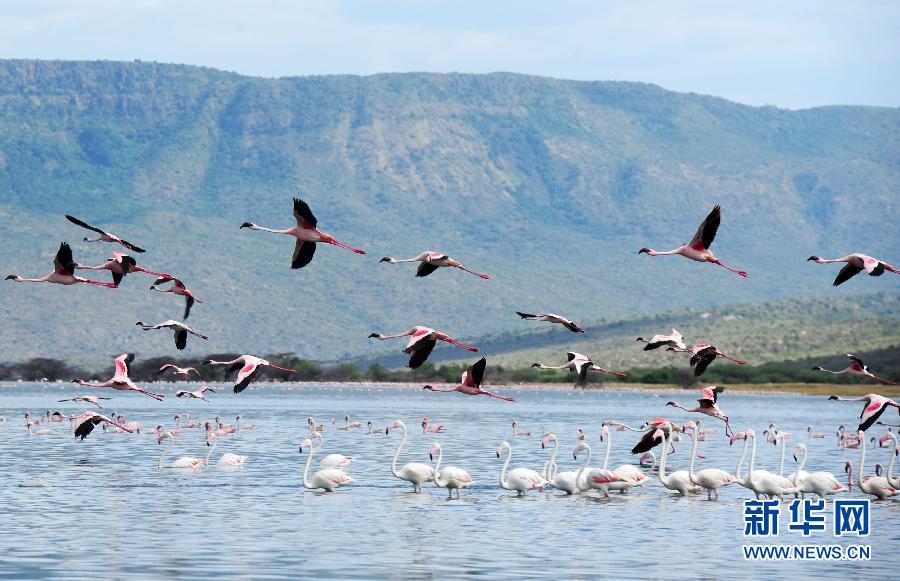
[1,382,897,579]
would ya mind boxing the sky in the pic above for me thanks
[1,0,898,109]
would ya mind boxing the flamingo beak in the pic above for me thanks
[496,451,500,458]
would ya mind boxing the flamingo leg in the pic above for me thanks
[708,258,749,278]
[327,239,366,254]
[478,389,515,402]
[454,265,490,279]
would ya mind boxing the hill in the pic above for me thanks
[0,60,898,364]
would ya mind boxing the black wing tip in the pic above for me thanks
[515,311,533,318]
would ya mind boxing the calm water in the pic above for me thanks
[0,382,897,579]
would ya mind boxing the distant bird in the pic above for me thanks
[6,242,116,288]
[531,352,627,388]
[421,417,445,433]
[515,312,584,333]
[65,214,146,253]
[814,354,898,386]
[70,412,133,440]
[368,326,478,369]
[807,254,899,286]
[136,320,208,350]
[667,386,734,437]
[74,251,170,287]
[668,343,746,377]
[71,353,164,401]
[150,277,202,319]
[175,386,217,402]
[638,205,748,277]
[828,393,900,432]
[157,364,200,378]
[57,395,111,409]
[380,251,489,279]
[203,355,296,393]
[636,329,686,351]
[240,197,365,269]
[422,357,514,401]
[511,420,531,437]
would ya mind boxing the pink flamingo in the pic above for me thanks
[65,214,145,252]
[71,412,132,440]
[175,386,216,402]
[150,277,202,319]
[136,320,208,351]
[807,426,826,439]
[421,417,445,433]
[815,354,898,386]
[203,355,296,393]
[368,326,478,369]
[157,364,201,379]
[515,312,583,333]
[235,415,255,431]
[71,353,164,401]
[181,414,201,429]
[511,420,531,437]
[531,352,627,388]
[636,329,686,351]
[335,415,362,431]
[57,395,111,409]
[422,357,514,401]
[240,197,365,269]
[6,242,117,288]
[74,251,170,287]
[666,385,734,437]
[808,253,899,286]
[667,343,746,377]
[638,204,748,277]
[380,251,489,279]
[829,393,900,432]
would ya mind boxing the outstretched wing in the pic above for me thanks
[291,239,316,269]
[702,385,724,403]
[74,416,101,440]
[416,261,440,277]
[630,429,662,454]
[846,354,866,371]
[54,242,76,276]
[408,340,436,369]
[157,364,174,377]
[690,205,721,250]
[833,263,863,286]
[234,363,261,394]
[174,329,187,350]
[464,357,487,388]
[117,238,145,253]
[516,312,537,320]
[184,295,195,320]
[692,355,714,377]
[65,215,105,235]
[293,198,318,228]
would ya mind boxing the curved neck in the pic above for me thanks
[432,446,444,486]
[391,423,407,477]
[206,433,217,467]
[499,444,512,489]
[303,436,321,488]
[158,435,174,470]
[658,432,670,485]
[857,435,866,489]
[883,434,896,483]
[748,434,758,476]
[735,436,750,481]
[544,438,559,480]
[778,437,786,477]
[602,430,612,469]
[576,445,593,491]
[794,446,808,483]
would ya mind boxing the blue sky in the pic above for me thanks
[1,0,897,109]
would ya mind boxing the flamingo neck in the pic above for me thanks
[688,428,699,480]
[575,445,593,492]
[857,435,866,490]
[432,446,444,487]
[658,432,670,486]
[206,433,217,467]
[158,435,174,471]
[499,443,512,490]
[602,430,612,469]
[778,437,786,477]
[794,446,808,485]
[391,423,407,477]
[884,433,897,486]
[544,438,559,481]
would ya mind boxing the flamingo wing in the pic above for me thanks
[291,239,316,269]
[116,238,145,253]
[157,364,175,377]
[833,262,863,286]
[407,340,436,369]
[701,385,724,403]
[292,197,317,228]
[114,353,134,380]
[234,360,261,393]
[630,428,662,454]
[690,205,721,250]
[54,242,77,276]
[846,354,866,370]
[463,357,487,388]
[416,261,440,277]
[174,329,187,350]
[184,295,195,320]
[65,214,105,235]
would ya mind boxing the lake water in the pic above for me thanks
[0,382,897,579]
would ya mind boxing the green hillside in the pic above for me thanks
[0,60,898,364]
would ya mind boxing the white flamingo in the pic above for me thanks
[652,427,701,495]
[175,386,216,402]
[429,443,474,499]
[380,251,489,279]
[531,352,627,388]
[636,329,686,351]
[205,423,248,467]
[65,214,145,252]
[807,253,899,286]
[157,364,201,379]
[386,420,434,492]
[6,242,117,288]
[57,395,111,409]
[789,443,847,498]
[515,312,583,333]
[598,426,648,493]
[299,434,354,492]
[573,442,631,497]
[136,320,208,351]
[742,429,800,499]
[496,440,548,496]
[150,277,202,319]
[845,430,898,499]
[683,421,737,500]
[541,433,585,495]
[157,432,204,470]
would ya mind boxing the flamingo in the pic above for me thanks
[307,417,326,436]
[385,420,435,492]
[573,442,631,497]
[885,432,900,489]
[70,412,132,440]
[621,418,681,455]
[57,395,111,409]
[65,214,145,252]
[531,352,627,388]
[541,433,585,495]
[205,422,248,467]
[638,204,748,277]
[652,428,701,495]
[869,427,894,448]
[157,432,205,470]
[740,429,800,499]
[380,251,489,279]
[515,312,584,333]
[240,197,365,269]
[666,385,734,437]
[845,430,898,499]
[828,392,900,431]
[299,434,355,492]
[635,329,686,351]
[807,253,899,286]
[335,415,362,431]
[807,426,826,439]
[422,357,514,401]
[429,443,474,499]
[215,416,236,434]
[667,343,746,377]
[683,421,737,500]
[203,355,296,393]
[496,441,548,496]
[310,434,354,469]
[181,414,201,429]
[150,277,202,319]
[511,420,531,437]
[136,320,208,350]
[789,443,847,498]
[45,410,65,423]
[74,251,171,287]
[817,355,899,386]
[71,353,164,401]
[598,426,648,492]
[158,364,201,379]
[175,386,216,402]
[235,415,255,431]
[6,242,117,288]
[421,417,445,433]
[368,326,478,369]
[367,421,386,435]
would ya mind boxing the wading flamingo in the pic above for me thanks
[367,421,386,435]
[71,412,132,440]
[741,429,800,499]
[638,204,748,277]
[817,355,899,386]
[203,355,296,393]
[71,353,164,401]
[65,214,145,252]
[541,433,586,495]
[844,431,898,499]
[175,386,216,402]
[240,197,365,269]
[790,443,847,498]
[515,312,584,333]
[531,352,626,388]
[666,386,733,436]
[150,277,202,319]
[421,418,445,433]
[380,251,489,279]
[157,432,204,470]
[422,358,514,401]
[206,422,248,467]
[235,416,255,430]
[598,426,648,492]
[136,320,208,350]
[683,421,737,500]
[299,434,354,492]
[512,421,531,437]
[828,392,900,431]
[368,326,478,369]
[6,242,117,288]
[386,420,435,492]
[335,415,362,431]
[807,426,826,439]
[573,442,631,497]
[57,395,110,409]
[496,441,548,496]
[653,428,701,495]
[158,364,201,379]
[636,329,686,351]
[430,443,473,499]
[807,253,899,286]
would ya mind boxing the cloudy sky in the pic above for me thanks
[1,0,897,109]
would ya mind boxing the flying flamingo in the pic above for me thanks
[157,364,201,379]
[71,353,164,401]
[844,430,898,499]
[515,312,584,333]
[368,326,478,369]
[57,395,111,409]
[531,352,627,388]
[635,329,686,351]
[74,251,171,287]
[638,204,748,277]
[175,386,216,402]
[150,277,202,319]
[422,357,514,401]
[421,417,445,433]
[807,253,899,286]
[683,421,738,500]
[380,251,489,279]
[667,343,746,377]
[816,354,899,386]
[203,355,296,393]
[136,320,208,350]
[240,197,365,269]
[511,420,531,437]
[181,414,201,429]
[429,443,474,499]
[386,420,435,492]
[496,441,548,496]
[609,418,681,456]
[70,412,132,440]
[65,214,145,252]
[666,386,733,437]
[790,443,848,498]
[205,422,248,467]
[6,242,117,288]
[299,434,355,492]
[828,393,900,432]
